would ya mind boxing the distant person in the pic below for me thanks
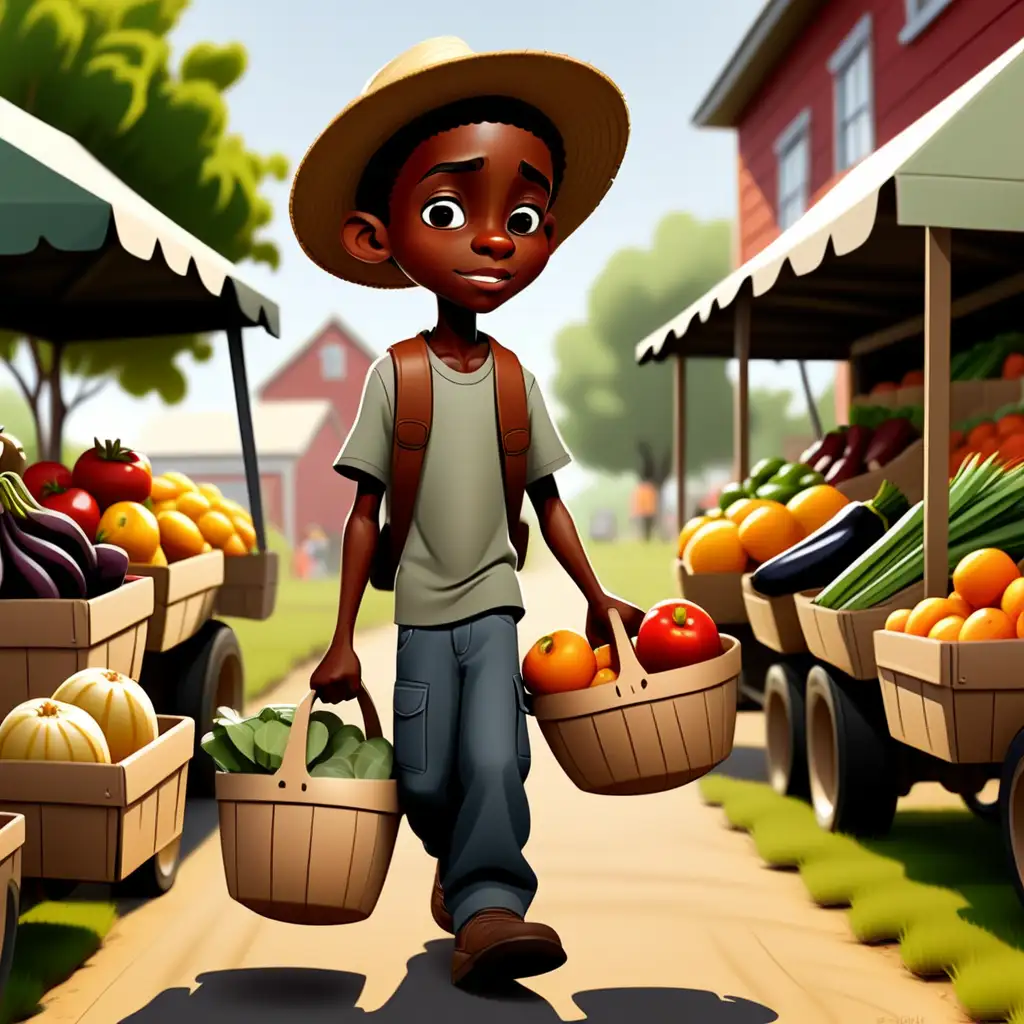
[631,479,659,541]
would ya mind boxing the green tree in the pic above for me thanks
[0,0,287,460]
[552,213,735,502]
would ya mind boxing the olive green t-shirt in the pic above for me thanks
[334,344,571,627]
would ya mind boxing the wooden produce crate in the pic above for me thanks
[0,812,25,987]
[0,577,154,716]
[837,438,924,506]
[130,551,224,652]
[874,631,1024,764]
[741,574,807,654]
[794,582,924,680]
[215,552,279,621]
[675,561,747,625]
[851,379,1024,425]
[0,716,193,882]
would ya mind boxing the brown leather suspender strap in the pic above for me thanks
[386,336,433,568]
[490,338,531,537]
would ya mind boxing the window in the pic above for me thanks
[774,109,811,231]
[900,0,956,44]
[319,342,346,380]
[828,14,875,172]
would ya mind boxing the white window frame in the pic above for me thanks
[899,0,957,44]
[828,13,875,173]
[319,341,346,380]
[773,108,811,231]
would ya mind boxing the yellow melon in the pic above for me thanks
[0,698,111,763]
[52,668,158,762]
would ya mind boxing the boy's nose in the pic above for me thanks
[470,231,516,259]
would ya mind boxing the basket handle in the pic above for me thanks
[275,688,385,787]
[607,607,644,688]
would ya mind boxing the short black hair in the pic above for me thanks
[355,95,566,225]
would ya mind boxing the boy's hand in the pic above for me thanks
[584,594,646,651]
[309,643,363,703]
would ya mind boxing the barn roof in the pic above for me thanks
[137,400,335,458]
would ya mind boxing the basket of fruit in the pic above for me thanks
[0,667,193,889]
[0,470,154,716]
[0,811,25,992]
[529,601,740,796]
[208,689,399,925]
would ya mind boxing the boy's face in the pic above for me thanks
[341,122,558,313]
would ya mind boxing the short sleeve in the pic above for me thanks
[525,376,571,485]
[333,365,393,486]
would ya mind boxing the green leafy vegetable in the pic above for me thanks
[309,755,356,779]
[201,725,257,772]
[353,738,394,780]
[305,720,330,765]
[253,719,291,771]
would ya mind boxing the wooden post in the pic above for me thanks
[673,353,687,531]
[733,290,751,482]
[923,227,952,598]
[227,324,268,553]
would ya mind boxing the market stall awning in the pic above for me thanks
[636,37,1024,365]
[0,96,280,342]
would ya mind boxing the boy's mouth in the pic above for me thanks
[455,268,515,288]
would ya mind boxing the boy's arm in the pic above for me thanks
[331,475,384,649]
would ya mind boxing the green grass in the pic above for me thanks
[586,539,677,612]
[1,901,117,1023]
[700,776,1024,1022]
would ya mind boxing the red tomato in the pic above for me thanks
[22,461,72,502]
[71,439,152,510]
[41,487,101,540]
[635,599,721,673]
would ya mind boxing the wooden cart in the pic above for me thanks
[0,813,25,999]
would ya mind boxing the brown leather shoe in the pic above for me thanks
[451,908,566,987]
[431,865,454,935]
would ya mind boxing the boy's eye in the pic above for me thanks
[421,198,466,230]
[507,205,542,236]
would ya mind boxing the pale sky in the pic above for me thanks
[3,0,835,495]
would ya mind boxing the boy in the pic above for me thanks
[290,36,646,988]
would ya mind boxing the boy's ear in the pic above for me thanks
[340,212,392,265]
[542,212,558,252]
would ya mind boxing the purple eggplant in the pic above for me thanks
[811,431,847,475]
[89,543,129,597]
[0,513,60,599]
[865,418,915,470]
[0,471,96,573]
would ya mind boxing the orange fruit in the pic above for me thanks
[901,369,925,387]
[157,510,205,563]
[724,498,769,526]
[1018,612,1024,639]
[786,485,850,537]
[946,592,973,618]
[967,421,997,449]
[590,668,618,687]
[905,598,956,637]
[952,548,1021,610]
[949,445,973,477]
[999,433,1024,467]
[928,615,964,641]
[149,476,178,503]
[1001,577,1024,623]
[202,542,212,553]
[950,430,965,452]
[232,516,256,550]
[960,607,1015,641]
[198,483,223,503]
[737,504,803,564]
[162,471,197,494]
[997,413,1024,437]
[222,533,249,557]
[96,501,160,563]
[1003,352,1024,379]
[174,490,211,521]
[677,516,710,557]
[594,645,613,671]
[148,546,168,567]
[522,630,597,695]
[683,520,747,574]
[884,608,912,633]
[976,437,1000,459]
[197,510,235,548]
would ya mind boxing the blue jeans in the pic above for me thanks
[393,611,535,932]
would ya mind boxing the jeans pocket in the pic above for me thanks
[393,680,429,774]
[513,672,531,777]
[396,626,415,653]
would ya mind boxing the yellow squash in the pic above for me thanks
[0,698,111,763]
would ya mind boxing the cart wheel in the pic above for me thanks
[805,665,897,837]
[0,878,18,995]
[963,785,1001,824]
[764,663,809,799]
[1000,727,1024,905]
[175,621,243,797]
[21,878,77,905]
[737,630,774,709]
[116,838,181,898]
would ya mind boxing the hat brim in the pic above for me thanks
[289,50,630,288]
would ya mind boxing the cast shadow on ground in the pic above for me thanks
[709,745,766,783]
[117,941,778,1024]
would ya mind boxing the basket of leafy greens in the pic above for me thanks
[211,689,400,926]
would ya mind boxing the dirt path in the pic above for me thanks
[37,563,966,1024]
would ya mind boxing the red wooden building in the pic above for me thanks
[694,0,1024,416]
[139,317,374,549]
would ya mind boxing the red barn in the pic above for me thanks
[693,0,1024,418]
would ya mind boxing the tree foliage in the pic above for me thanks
[0,0,288,458]
[552,213,735,487]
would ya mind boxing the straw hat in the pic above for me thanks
[289,36,630,288]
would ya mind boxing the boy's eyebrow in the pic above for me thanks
[519,161,551,195]
[419,157,485,181]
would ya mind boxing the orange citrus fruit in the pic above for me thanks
[677,516,710,557]
[884,608,912,632]
[905,598,955,637]
[174,490,211,521]
[1001,577,1024,624]
[149,476,178,503]
[197,510,235,548]
[952,548,1021,610]
[928,615,964,641]
[786,486,850,537]
[198,482,223,503]
[202,542,212,553]
[967,421,997,449]
[683,520,747,574]
[96,501,160,563]
[148,546,168,567]
[737,504,803,564]
[522,630,597,695]
[724,498,769,526]
[594,645,613,671]
[590,668,618,687]
[222,533,249,557]
[946,592,973,618]
[997,412,1024,436]
[960,607,1015,641]
[157,510,205,563]
[232,515,257,550]
[1018,612,1024,639]
[162,471,196,494]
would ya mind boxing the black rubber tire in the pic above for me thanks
[963,787,1001,824]
[115,837,182,898]
[1000,727,1024,906]
[737,630,775,708]
[171,620,244,798]
[764,663,810,799]
[0,878,19,996]
[805,665,898,837]
[20,878,77,906]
